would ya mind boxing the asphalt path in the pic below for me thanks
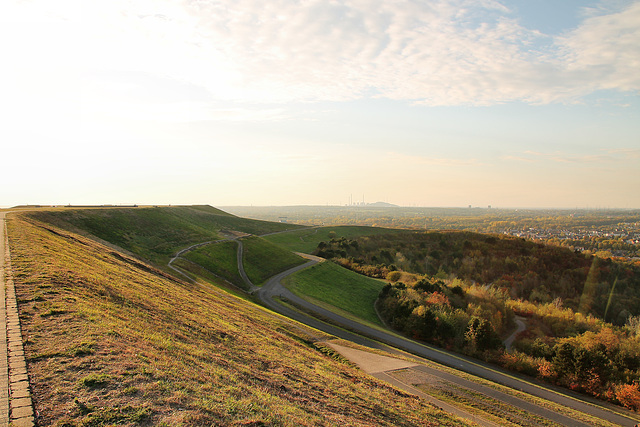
[167,239,224,280]
[504,316,527,351]
[256,259,640,427]
[236,240,257,291]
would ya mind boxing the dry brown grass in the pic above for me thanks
[7,213,469,426]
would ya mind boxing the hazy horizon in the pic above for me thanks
[2,1,639,208]
[4,203,639,212]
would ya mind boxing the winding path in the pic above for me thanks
[168,229,640,426]
[504,316,528,352]
[254,256,640,427]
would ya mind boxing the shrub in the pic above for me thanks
[386,271,402,282]
[615,382,640,411]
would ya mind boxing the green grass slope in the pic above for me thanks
[242,236,306,286]
[282,261,386,326]
[27,206,303,266]
[8,213,468,426]
[183,240,243,288]
[264,225,399,254]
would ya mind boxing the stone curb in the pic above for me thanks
[2,217,35,426]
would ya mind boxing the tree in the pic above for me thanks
[552,342,575,377]
[615,382,640,411]
[466,317,502,353]
[626,315,640,337]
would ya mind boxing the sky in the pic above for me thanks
[1,0,639,209]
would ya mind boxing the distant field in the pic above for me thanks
[264,225,400,253]
[241,236,306,286]
[282,261,386,325]
[183,240,242,288]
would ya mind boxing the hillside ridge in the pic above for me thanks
[7,211,466,426]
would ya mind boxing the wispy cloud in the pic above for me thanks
[557,2,640,94]
[177,0,640,105]
[500,155,535,163]
[606,148,640,158]
[503,148,640,164]
[3,0,640,111]
[388,152,481,167]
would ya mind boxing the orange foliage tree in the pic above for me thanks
[615,382,640,411]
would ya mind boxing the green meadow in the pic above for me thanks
[282,261,386,326]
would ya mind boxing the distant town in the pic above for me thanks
[502,222,640,259]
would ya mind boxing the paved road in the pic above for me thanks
[325,342,502,427]
[256,259,640,427]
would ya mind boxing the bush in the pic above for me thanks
[386,271,402,282]
[615,382,640,411]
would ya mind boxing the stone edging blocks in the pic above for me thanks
[3,217,35,426]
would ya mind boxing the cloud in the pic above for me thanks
[387,152,481,167]
[180,0,554,105]
[606,148,640,158]
[500,155,534,163]
[503,148,640,164]
[557,2,640,94]
[3,0,640,112]
[177,0,640,105]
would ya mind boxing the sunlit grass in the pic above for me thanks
[264,225,400,253]
[242,236,306,286]
[7,213,468,426]
[282,261,386,325]
[183,240,242,287]
[26,206,302,266]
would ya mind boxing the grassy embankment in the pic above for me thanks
[263,225,399,254]
[181,240,242,287]
[176,236,305,291]
[282,261,386,326]
[7,212,469,426]
[265,226,400,327]
[242,236,306,286]
[28,205,303,266]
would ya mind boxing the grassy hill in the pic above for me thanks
[264,225,400,254]
[316,230,640,323]
[27,206,303,266]
[7,212,467,426]
[182,240,243,288]
[242,236,306,286]
[282,261,386,326]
